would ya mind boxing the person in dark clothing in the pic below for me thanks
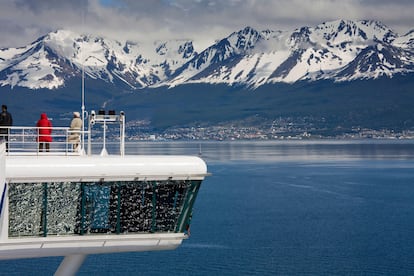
[0,105,13,151]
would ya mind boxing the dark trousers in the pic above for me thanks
[39,142,50,152]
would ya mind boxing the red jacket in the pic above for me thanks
[36,113,52,142]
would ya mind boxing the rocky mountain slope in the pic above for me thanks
[1,19,413,90]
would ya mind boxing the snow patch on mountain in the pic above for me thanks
[0,20,413,90]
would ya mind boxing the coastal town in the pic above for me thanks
[120,118,414,141]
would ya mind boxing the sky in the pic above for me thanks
[1,0,414,50]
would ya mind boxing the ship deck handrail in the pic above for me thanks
[0,126,87,156]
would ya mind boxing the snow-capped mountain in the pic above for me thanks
[0,20,413,90]
[0,30,197,89]
[171,20,414,87]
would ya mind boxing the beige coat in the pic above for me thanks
[68,117,82,143]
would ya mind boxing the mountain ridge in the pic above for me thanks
[1,19,414,137]
[1,19,413,90]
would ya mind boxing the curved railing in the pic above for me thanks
[0,125,127,156]
[0,126,86,155]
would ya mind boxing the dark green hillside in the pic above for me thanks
[252,76,414,131]
[1,75,414,135]
[114,75,414,132]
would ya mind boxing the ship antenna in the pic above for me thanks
[80,0,86,154]
[81,53,85,153]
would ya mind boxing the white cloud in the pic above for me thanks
[0,0,413,49]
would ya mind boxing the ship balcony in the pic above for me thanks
[0,127,209,260]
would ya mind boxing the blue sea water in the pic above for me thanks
[2,140,414,275]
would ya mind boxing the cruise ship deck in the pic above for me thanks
[0,112,209,275]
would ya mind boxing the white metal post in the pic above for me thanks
[55,254,87,276]
[100,119,108,156]
[120,112,125,156]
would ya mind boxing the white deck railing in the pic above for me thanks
[0,127,85,156]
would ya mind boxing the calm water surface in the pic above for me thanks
[2,140,414,275]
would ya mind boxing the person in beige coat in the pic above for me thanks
[68,111,82,151]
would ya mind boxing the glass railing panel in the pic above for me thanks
[8,180,203,238]
[155,181,190,232]
[46,182,80,235]
[9,183,44,237]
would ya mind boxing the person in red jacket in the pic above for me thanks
[36,113,52,152]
